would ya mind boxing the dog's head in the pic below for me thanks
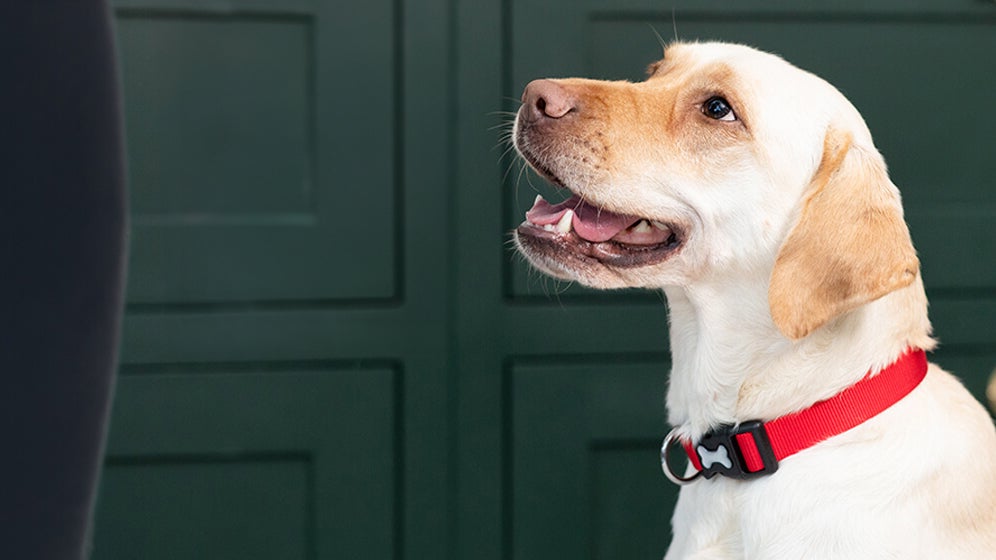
[513,41,918,340]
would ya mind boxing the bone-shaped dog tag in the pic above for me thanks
[697,444,732,471]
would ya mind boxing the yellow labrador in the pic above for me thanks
[513,42,996,559]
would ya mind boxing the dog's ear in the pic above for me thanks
[768,127,919,340]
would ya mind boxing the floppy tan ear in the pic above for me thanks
[769,127,919,340]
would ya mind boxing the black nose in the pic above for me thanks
[521,79,576,122]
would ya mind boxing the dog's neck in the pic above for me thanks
[663,273,934,440]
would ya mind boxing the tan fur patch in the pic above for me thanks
[768,128,920,339]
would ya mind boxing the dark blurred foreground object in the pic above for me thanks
[0,1,128,557]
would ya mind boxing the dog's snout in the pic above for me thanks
[521,79,576,121]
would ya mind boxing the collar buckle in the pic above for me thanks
[695,420,778,479]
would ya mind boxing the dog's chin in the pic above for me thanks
[514,222,686,289]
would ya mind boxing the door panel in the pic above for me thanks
[512,359,677,559]
[96,459,310,559]
[121,15,312,217]
[117,0,397,303]
[92,368,397,559]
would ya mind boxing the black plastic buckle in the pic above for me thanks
[695,420,778,480]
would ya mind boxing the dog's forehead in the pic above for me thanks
[653,41,799,83]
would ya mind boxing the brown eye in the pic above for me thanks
[703,96,736,121]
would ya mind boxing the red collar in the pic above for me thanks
[664,348,928,482]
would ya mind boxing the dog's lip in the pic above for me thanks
[518,194,684,268]
[515,220,684,268]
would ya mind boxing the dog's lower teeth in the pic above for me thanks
[632,220,652,234]
[652,220,669,230]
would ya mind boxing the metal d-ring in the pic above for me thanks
[661,427,701,485]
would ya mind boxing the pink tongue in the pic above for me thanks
[524,195,640,243]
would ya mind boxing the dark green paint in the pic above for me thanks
[93,369,397,559]
[512,359,677,559]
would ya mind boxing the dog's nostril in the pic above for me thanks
[523,79,575,120]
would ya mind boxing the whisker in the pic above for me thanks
[572,194,587,213]
[649,24,668,52]
[671,6,680,43]
[523,166,542,194]
[501,156,522,185]
[495,140,518,160]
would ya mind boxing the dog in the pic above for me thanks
[512,41,996,559]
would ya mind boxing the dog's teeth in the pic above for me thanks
[651,220,669,231]
[556,209,574,233]
[543,224,555,232]
[632,220,652,233]
[534,194,544,205]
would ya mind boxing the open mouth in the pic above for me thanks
[513,116,685,270]
[516,193,685,268]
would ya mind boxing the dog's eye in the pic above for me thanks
[702,96,736,122]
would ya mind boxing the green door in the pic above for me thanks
[93,0,995,558]
[93,0,450,558]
